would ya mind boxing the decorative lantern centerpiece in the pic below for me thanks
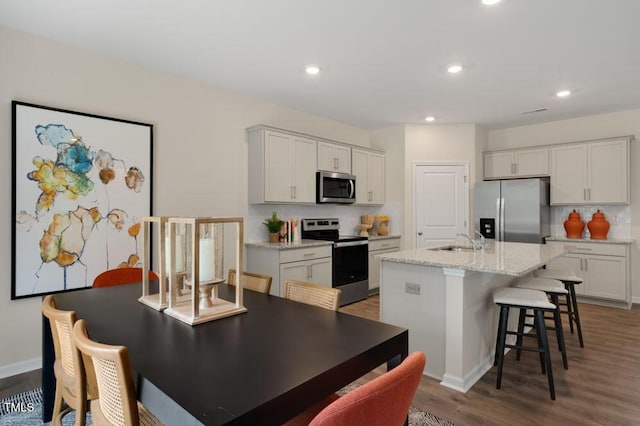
[163,217,247,325]
[139,216,169,311]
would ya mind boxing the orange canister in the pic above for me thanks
[563,209,585,239]
[587,209,610,240]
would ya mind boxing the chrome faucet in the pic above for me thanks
[456,232,485,250]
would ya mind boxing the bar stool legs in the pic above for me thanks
[534,269,585,348]
[493,287,557,400]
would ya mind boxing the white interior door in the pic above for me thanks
[414,163,468,248]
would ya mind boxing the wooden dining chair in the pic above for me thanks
[284,280,342,311]
[285,351,426,426]
[72,319,163,426]
[42,295,97,426]
[92,267,159,288]
[227,268,273,294]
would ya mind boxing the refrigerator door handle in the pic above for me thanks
[495,197,501,241]
[500,197,505,241]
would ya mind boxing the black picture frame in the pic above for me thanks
[12,101,153,299]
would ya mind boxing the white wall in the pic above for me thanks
[0,26,371,376]
[488,110,640,301]
[403,124,481,249]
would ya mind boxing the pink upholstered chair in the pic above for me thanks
[286,351,426,426]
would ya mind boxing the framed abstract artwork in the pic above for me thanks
[11,101,153,299]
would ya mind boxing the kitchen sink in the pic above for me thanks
[429,244,476,252]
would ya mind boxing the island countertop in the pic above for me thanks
[375,241,568,276]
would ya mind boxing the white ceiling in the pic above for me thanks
[2,0,640,130]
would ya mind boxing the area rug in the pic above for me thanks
[0,387,455,425]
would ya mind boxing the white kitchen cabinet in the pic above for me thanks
[545,241,630,307]
[368,237,401,293]
[483,147,549,180]
[248,126,317,204]
[318,141,351,174]
[352,148,385,205]
[246,244,332,297]
[550,138,629,205]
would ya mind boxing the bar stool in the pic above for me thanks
[515,277,569,370]
[493,287,557,400]
[534,269,584,347]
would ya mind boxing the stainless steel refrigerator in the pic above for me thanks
[475,178,550,243]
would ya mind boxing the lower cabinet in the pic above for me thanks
[546,241,630,307]
[246,244,332,297]
[368,237,401,293]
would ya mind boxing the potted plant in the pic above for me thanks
[263,212,283,243]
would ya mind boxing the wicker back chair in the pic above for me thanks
[93,267,159,288]
[227,269,273,294]
[284,280,342,311]
[72,320,163,426]
[42,295,97,426]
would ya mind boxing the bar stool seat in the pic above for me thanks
[516,277,569,370]
[493,287,557,400]
[534,268,585,347]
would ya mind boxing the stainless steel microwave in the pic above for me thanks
[316,171,356,204]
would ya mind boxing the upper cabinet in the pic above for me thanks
[317,141,351,174]
[483,147,549,180]
[352,148,385,205]
[550,138,630,205]
[248,127,317,204]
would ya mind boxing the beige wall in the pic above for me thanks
[488,111,640,301]
[0,26,370,376]
[403,124,481,249]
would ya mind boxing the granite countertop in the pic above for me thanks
[368,234,401,241]
[545,236,634,245]
[245,239,333,250]
[375,241,569,276]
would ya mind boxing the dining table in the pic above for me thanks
[43,283,408,425]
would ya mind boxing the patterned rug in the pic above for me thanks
[0,387,455,425]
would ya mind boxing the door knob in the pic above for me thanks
[418,232,423,236]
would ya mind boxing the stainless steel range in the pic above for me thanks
[301,218,368,306]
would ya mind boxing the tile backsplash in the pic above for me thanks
[247,203,402,242]
[551,205,631,239]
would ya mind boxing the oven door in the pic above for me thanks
[332,240,368,287]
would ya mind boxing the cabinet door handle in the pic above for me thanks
[303,252,315,257]
[307,264,312,280]
[292,186,297,199]
[584,258,588,271]
[588,188,591,201]
[334,157,338,169]
[514,163,518,174]
[583,188,587,201]
[368,191,373,202]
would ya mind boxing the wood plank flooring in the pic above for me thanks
[2,296,638,425]
[340,295,640,425]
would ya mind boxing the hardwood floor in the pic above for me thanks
[340,295,640,425]
[3,296,638,425]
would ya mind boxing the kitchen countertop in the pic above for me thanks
[245,239,332,250]
[375,241,568,276]
[545,236,634,245]
[368,234,401,240]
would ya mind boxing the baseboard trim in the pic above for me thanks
[0,358,41,379]
[632,296,639,305]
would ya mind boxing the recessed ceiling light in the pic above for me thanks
[482,0,501,5]
[425,116,436,122]
[447,64,463,74]
[556,90,571,97]
[305,65,320,75]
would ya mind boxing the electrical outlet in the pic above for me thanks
[405,282,420,295]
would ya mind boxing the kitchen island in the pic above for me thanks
[376,241,568,392]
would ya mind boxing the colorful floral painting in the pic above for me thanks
[11,101,152,299]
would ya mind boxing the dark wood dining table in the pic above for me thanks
[43,283,408,425]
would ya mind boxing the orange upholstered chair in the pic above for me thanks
[92,267,159,288]
[286,351,426,426]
